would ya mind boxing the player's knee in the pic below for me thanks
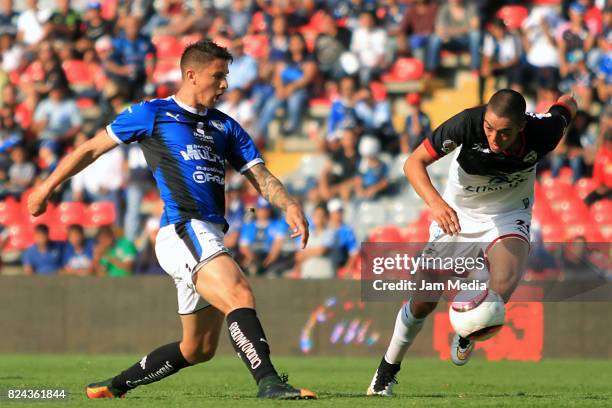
[181,342,217,364]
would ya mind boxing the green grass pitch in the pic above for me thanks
[1,355,610,407]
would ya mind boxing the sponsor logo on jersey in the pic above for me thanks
[442,139,457,153]
[210,120,225,132]
[471,143,491,154]
[523,150,537,164]
[180,144,222,163]
[194,124,214,142]
[465,173,529,193]
[165,111,181,121]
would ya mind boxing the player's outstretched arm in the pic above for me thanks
[244,163,309,248]
[405,144,461,235]
[557,93,578,119]
[27,130,119,216]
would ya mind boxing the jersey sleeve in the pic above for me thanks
[531,103,572,154]
[423,109,468,159]
[106,102,156,144]
[225,117,264,173]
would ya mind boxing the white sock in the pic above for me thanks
[384,301,426,364]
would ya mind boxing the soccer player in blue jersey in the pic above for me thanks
[28,40,316,400]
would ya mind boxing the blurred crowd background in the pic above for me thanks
[0,0,609,280]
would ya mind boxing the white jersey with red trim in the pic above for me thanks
[423,103,572,224]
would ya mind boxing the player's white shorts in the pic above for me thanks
[155,219,229,314]
[424,209,532,276]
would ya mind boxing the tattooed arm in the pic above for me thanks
[243,163,309,248]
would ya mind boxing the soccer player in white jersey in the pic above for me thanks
[368,89,577,396]
[28,40,316,400]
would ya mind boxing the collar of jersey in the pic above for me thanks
[171,95,208,116]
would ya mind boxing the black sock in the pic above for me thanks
[111,341,191,393]
[227,308,277,384]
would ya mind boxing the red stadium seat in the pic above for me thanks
[28,203,57,226]
[0,199,23,225]
[590,200,612,224]
[250,11,267,33]
[496,5,529,30]
[566,223,604,242]
[56,202,88,226]
[540,223,566,244]
[575,178,598,200]
[541,178,574,201]
[4,223,35,251]
[153,60,182,84]
[152,35,184,61]
[88,201,116,227]
[368,225,403,243]
[62,60,93,87]
[181,33,202,48]
[48,220,68,241]
[381,58,424,82]
[243,34,269,59]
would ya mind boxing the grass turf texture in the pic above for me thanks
[0,355,610,407]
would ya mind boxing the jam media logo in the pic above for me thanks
[300,297,380,354]
[433,302,544,361]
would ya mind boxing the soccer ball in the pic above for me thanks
[449,289,505,341]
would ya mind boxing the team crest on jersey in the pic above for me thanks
[471,143,491,154]
[442,139,457,153]
[523,150,537,164]
[210,120,225,132]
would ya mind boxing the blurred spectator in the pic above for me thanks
[268,15,289,62]
[218,88,256,140]
[481,19,522,92]
[0,0,18,37]
[227,37,258,92]
[106,16,156,101]
[327,198,359,272]
[314,9,352,80]
[551,110,595,182]
[134,214,165,275]
[22,224,63,275]
[0,31,24,74]
[238,197,284,276]
[397,0,437,61]
[76,1,111,53]
[93,225,137,277]
[400,92,431,154]
[557,2,596,105]
[585,121,612,205]
[354,85,396,153]
[327,76,357,138]
[0,107,24,145]
[123,144,153,241]
[70,132,124,219]
[591,8,611,103]
[555,236,606,280]
[355,136,390,201]
[16,0,50,47]
[224,176,245,256]
[0,221,8,272]
[229,0,251,38]
[319,125,360,201]
[6,144,35,197]
[521,6,561,91]
[426,0,481,73]
[36,139,59,181]
[28,41,68,98]
[350,11,387,85]
[32,80,82,142]
[45,0,81,42]
[558,2,596,79]
[295,203,335,279]
[61,224,94,276]
[258,33,317,138]
[526,222,558,272]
